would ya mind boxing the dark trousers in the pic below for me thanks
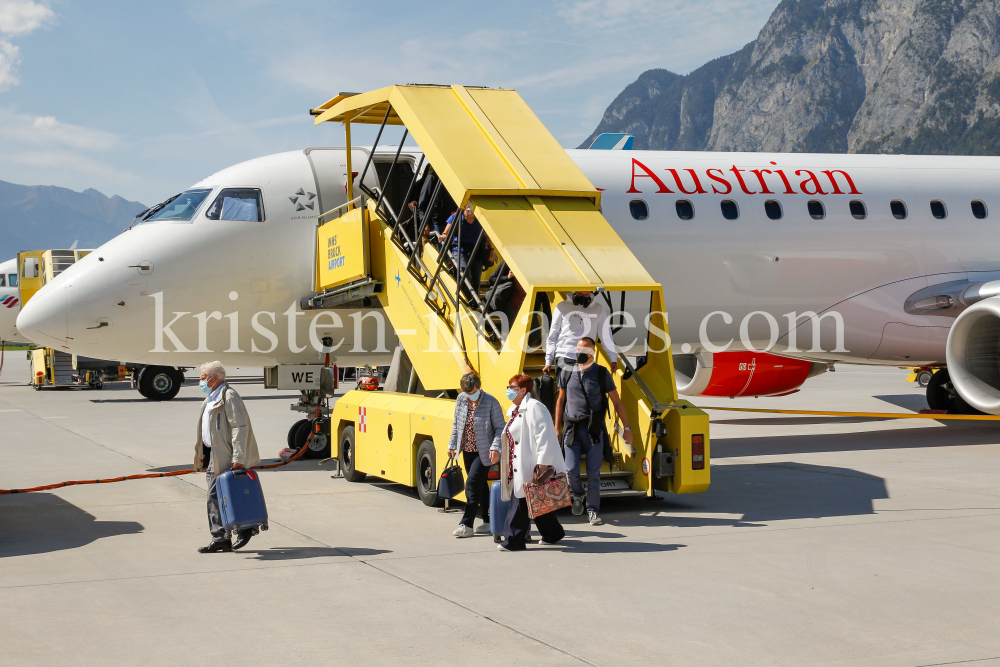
[453,249,484,303]
[205,447,227,541]
[564,424,604,514]
[503,497,565,551]
[461,450,490,527]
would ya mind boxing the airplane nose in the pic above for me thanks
[16,285,69,349]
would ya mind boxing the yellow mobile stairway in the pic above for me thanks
[309,85,710,506]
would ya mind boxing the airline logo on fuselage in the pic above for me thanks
[1,296,18,308]
[626,158,862,196]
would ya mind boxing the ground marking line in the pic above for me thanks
[916,656,1000,667]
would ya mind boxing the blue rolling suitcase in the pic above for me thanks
[217,469,269,534]
[489,480,517,544]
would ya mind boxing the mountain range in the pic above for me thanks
[0,180,145,262]
[582,0,1000,155]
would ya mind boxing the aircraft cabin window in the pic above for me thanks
[764,200,783,220]
[807,200,825,220]
[675,199,694,220]
[720,200,739,220]
[930,200,947,219]
[629,199,648,221]
[206,188,265,222]
[850,200,867,220]
[890,200,907,220]
[972,200,988,219]
[142,189,213,223]
[8,274,16,287]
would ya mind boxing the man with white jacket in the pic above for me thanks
[193,361,261,553]
[543,291,618,375]
[498,374,567,551]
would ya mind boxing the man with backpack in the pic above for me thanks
[554,337,633,526]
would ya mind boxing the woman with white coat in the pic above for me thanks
[498,374,567,551]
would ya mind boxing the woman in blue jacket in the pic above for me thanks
[448,372,505,537]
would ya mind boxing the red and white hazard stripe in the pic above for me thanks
[358,406,367,433]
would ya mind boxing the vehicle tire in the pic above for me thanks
[287,419,309,448]
[916,370,934,387]
[339,425,366,482]
[415,439,441,507]
[139,366,183,401]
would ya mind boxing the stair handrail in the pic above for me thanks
[318,196,364,224]
[616,352,684,419]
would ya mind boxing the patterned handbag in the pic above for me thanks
[523,466,571,519]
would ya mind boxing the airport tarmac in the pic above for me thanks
[1,355,998,667]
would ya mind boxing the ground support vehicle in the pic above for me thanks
[306,85,710,506]
[29,348,136,390]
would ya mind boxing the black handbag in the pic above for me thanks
[437,455,465,499]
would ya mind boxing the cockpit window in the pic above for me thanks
[0,275,5,286]
[9,274,17,286]
[205,188,265,222]
[142,189,213,223]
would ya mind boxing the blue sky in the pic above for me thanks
[0,0,779,205]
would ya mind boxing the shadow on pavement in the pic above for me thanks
[246,546,391,560]
[712,423,1000,459]
[605,461,888,527]
[0,493,143,558]
[552,539,684,554]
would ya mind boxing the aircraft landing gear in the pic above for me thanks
[926,368,982,415]
[135,365,184,401]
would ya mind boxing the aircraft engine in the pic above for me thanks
[945,296,1000,414]
[673,351,828,398]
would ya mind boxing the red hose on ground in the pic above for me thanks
[1,429,320,494]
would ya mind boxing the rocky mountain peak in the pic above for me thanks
[582,0,1000,155]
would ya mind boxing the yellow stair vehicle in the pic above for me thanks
[18,249,135,391]
[309,85,710,505]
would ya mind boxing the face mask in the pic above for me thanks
[505,387,519,401]
[466,390,481,402]
[576,351,592,364]
[199,379,212,395]
[572,293,592,307]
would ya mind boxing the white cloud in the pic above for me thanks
[0,1,54,91]
[0,39,18,90]
[0,108,118,150]
[0,0,54,36]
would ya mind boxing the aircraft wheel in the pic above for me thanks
[926,369,983,415]
[415,439,440,507]
[916,370,934,387]
[287,419,309,448]
[339,426,366,482]
[294,420,332,459]
[140,366,183,401]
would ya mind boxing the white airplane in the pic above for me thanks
[0,258,28,344]
[15,142,1000,414]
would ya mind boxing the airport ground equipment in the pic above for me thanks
[17,249,184,397]
[905,367,938,387]
[308,84,711,506]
